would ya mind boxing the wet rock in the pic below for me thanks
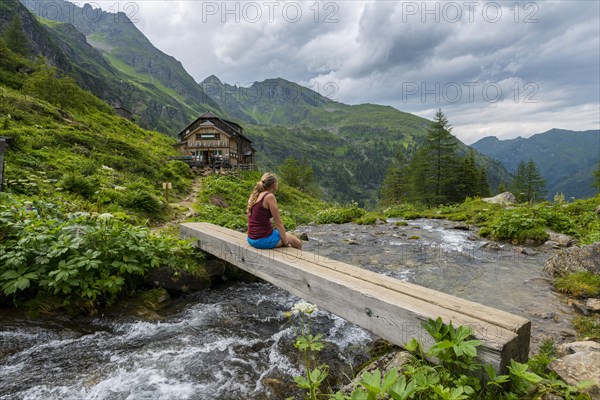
[467,235,480,241]
[516,246,537,256]
[572,299,600,316]
[545,230,575,247]
[482,192,516,206]
[144,266,211,292]
[205,259,258,283]
[452,224,471,231]
[543,242,600,278]
[548,351,600,397]
[544,240,562,249]
[572,301,591,316]
[299,232,309,241]
[344,238,359,245]
[480,241,501,251]
[531,312,559,321]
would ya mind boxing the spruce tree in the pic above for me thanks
[381,148,408,205]
[414,109,459,205]
[510,159,546,202]
[477,166,491,197]
[525,159,546,201]
[510,160,528,202]
[459,148,479,199]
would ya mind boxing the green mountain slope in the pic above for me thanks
[16,0,219,133]
[472,129,600,199]
[0,40,193,220]
[4,0,512,206]
[201,76,513,206]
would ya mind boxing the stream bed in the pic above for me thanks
[0,219,575,399]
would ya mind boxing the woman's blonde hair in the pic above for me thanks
[246,172,278,215]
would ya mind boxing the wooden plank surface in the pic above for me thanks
[180,222,530,373]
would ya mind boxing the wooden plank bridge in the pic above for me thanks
[180,222,531,373]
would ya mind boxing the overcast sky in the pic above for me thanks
[85,0,598,144]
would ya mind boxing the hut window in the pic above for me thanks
[196,133,220,140]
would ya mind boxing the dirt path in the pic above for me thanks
[153,177,203,232]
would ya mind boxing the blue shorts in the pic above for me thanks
[247,229,281,249]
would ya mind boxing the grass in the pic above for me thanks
[555,272,600,298]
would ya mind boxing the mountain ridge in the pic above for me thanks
[472,128,600,199]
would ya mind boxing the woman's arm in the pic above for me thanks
[264,193,289,246]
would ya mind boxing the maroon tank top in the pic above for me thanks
[248,195,273,239]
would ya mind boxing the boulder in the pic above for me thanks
[482,192,516,206]
[557,341,600,356]
[585,298,600,313]
[299,232,309,241]
[144,267,211,292]
[480,241,501,251]
[548,350,600,397]
[340,350,416,394]
[543,242,600,278]
[545,230,575,247]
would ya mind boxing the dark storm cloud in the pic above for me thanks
[91,0,599,142]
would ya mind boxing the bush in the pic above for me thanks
[555,271,600,298]
[123,189,163,214]
[60,173,97,198]
[355,212,382,225]
[314,203,366,224]
[0,195,199,311]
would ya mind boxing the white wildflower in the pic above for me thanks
[114,185,126,191]
[291,301,318,315]
[98,213,114,220]
[101,165,114,171]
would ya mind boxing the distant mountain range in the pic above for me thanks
[472,129,600,199]
[4,0,596,204]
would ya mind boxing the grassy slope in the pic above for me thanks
[193,171,327,231]
[0,80,192,221]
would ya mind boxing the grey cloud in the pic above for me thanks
[95,0,599,141]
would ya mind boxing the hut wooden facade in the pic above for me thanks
[176,112,254,168]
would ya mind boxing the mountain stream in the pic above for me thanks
[0,219,575,399]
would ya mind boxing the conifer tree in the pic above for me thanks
[279,154,318,196]
[2,15,30,57]
[380,148,408,205]
[412,109,459,205]
[477,166,491,197]
[510,159,546,202]
[497,182,506,194]
[525,159,546,201]
[459,148,479,199]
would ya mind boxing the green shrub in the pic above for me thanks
[314,203,366,224]
[0,195,200,311]
[572,315,600,340]
[355,212,382,225]
[123,189,163,214]
[383,203,427,219]
[60,173,97,198]
[555,271,600,298]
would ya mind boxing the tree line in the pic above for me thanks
[380,109,548,206]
